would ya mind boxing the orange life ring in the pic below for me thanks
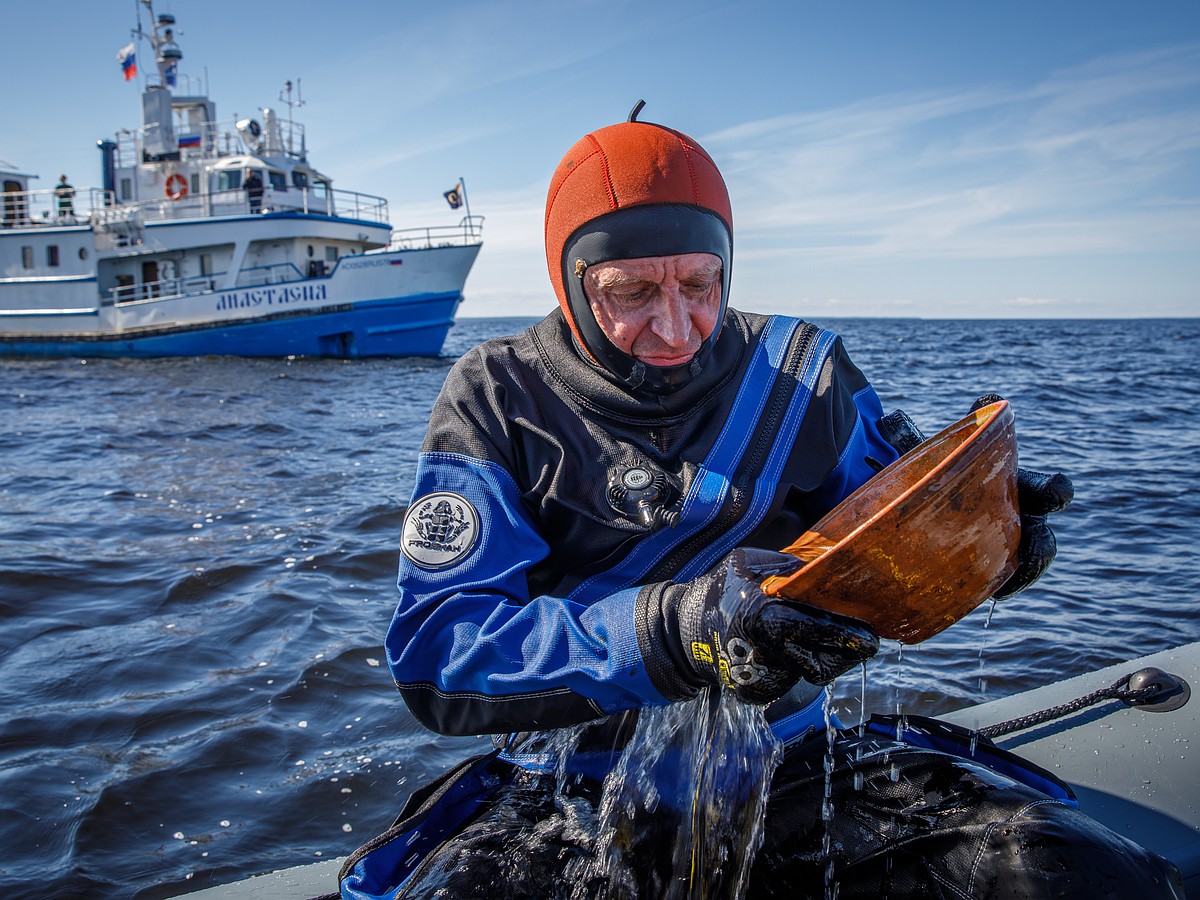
[165,174,188,200]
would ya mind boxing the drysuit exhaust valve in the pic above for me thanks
[607,463,681,530]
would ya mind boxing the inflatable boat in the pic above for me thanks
[176,640,1199,899]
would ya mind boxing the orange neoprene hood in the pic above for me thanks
[544,110,734,393]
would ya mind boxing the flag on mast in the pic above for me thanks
[443,182,463,210]
[117,43,137,81]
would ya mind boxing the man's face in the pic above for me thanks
[582,252,722,368]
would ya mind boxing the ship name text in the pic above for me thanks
[215,283,328,313]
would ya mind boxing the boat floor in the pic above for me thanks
[178,641,1200,898]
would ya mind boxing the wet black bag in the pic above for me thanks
[335,749,513,900]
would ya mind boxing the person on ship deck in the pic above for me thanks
[54,175,75,219]
[243,168,263,214]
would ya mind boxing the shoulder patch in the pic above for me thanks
[401,492,480,569]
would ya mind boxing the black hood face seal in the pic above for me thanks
[532,308,753,424]
[561,204,732,397]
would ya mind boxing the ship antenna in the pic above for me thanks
[279,79,305,159]
[134,0,182,91]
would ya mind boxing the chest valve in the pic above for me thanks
[607,462,682,530]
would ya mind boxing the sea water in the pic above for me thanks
[1,316,1198,897]
[483,686,781,899]
[555,688,780,899]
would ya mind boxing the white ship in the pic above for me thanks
[0,1,482,358]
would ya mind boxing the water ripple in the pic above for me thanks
[1,317,1197,896]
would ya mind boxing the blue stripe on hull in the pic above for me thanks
[0,293,463,359]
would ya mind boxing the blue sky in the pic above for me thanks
[4,1,1197,318]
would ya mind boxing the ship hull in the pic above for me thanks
[0,291,463,358]
[0,223,481,359]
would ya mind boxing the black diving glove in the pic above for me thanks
[993,465,1074,597]
[652,548,880,705]
[968,394,1074,598]
[879,396,1074,600]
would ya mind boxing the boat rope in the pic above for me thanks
[977,666,1190,740]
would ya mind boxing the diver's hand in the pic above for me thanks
[877,407,926,456]
[673,549,879,704]
[993,466,1074,597]
[969,394,1075,598]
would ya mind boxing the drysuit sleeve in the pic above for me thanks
[386,450,671,736]
[804,380,900,512]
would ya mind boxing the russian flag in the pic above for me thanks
[117,43,137,81]
[179,134,201,148]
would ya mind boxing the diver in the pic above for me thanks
[342,105,1184,898]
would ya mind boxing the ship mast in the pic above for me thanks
[136,0,183,91]
[133,0,184,161]
[278,79,307,162]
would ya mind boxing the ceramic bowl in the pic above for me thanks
[761,400,1020,644]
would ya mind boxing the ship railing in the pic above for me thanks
[386,215,485,250]
[208,185,388,223]
[323,188,388,224]
[92,203,142,229]
[108,262,310,306]
[234,262,306,288]
[109,272,221,306]
[104,189,253,221]
[111,117,310,166]
[1,185,112,228]
[83,186,389,225]
[3,180,391,229]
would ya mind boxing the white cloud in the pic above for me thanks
[704,42,1200,268]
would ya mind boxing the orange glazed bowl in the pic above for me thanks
[761,400,1021,644]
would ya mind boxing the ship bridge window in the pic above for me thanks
[268,171,287,192]
[307,180,330,214]
[292,171,309,189]
[217,170,243,192]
